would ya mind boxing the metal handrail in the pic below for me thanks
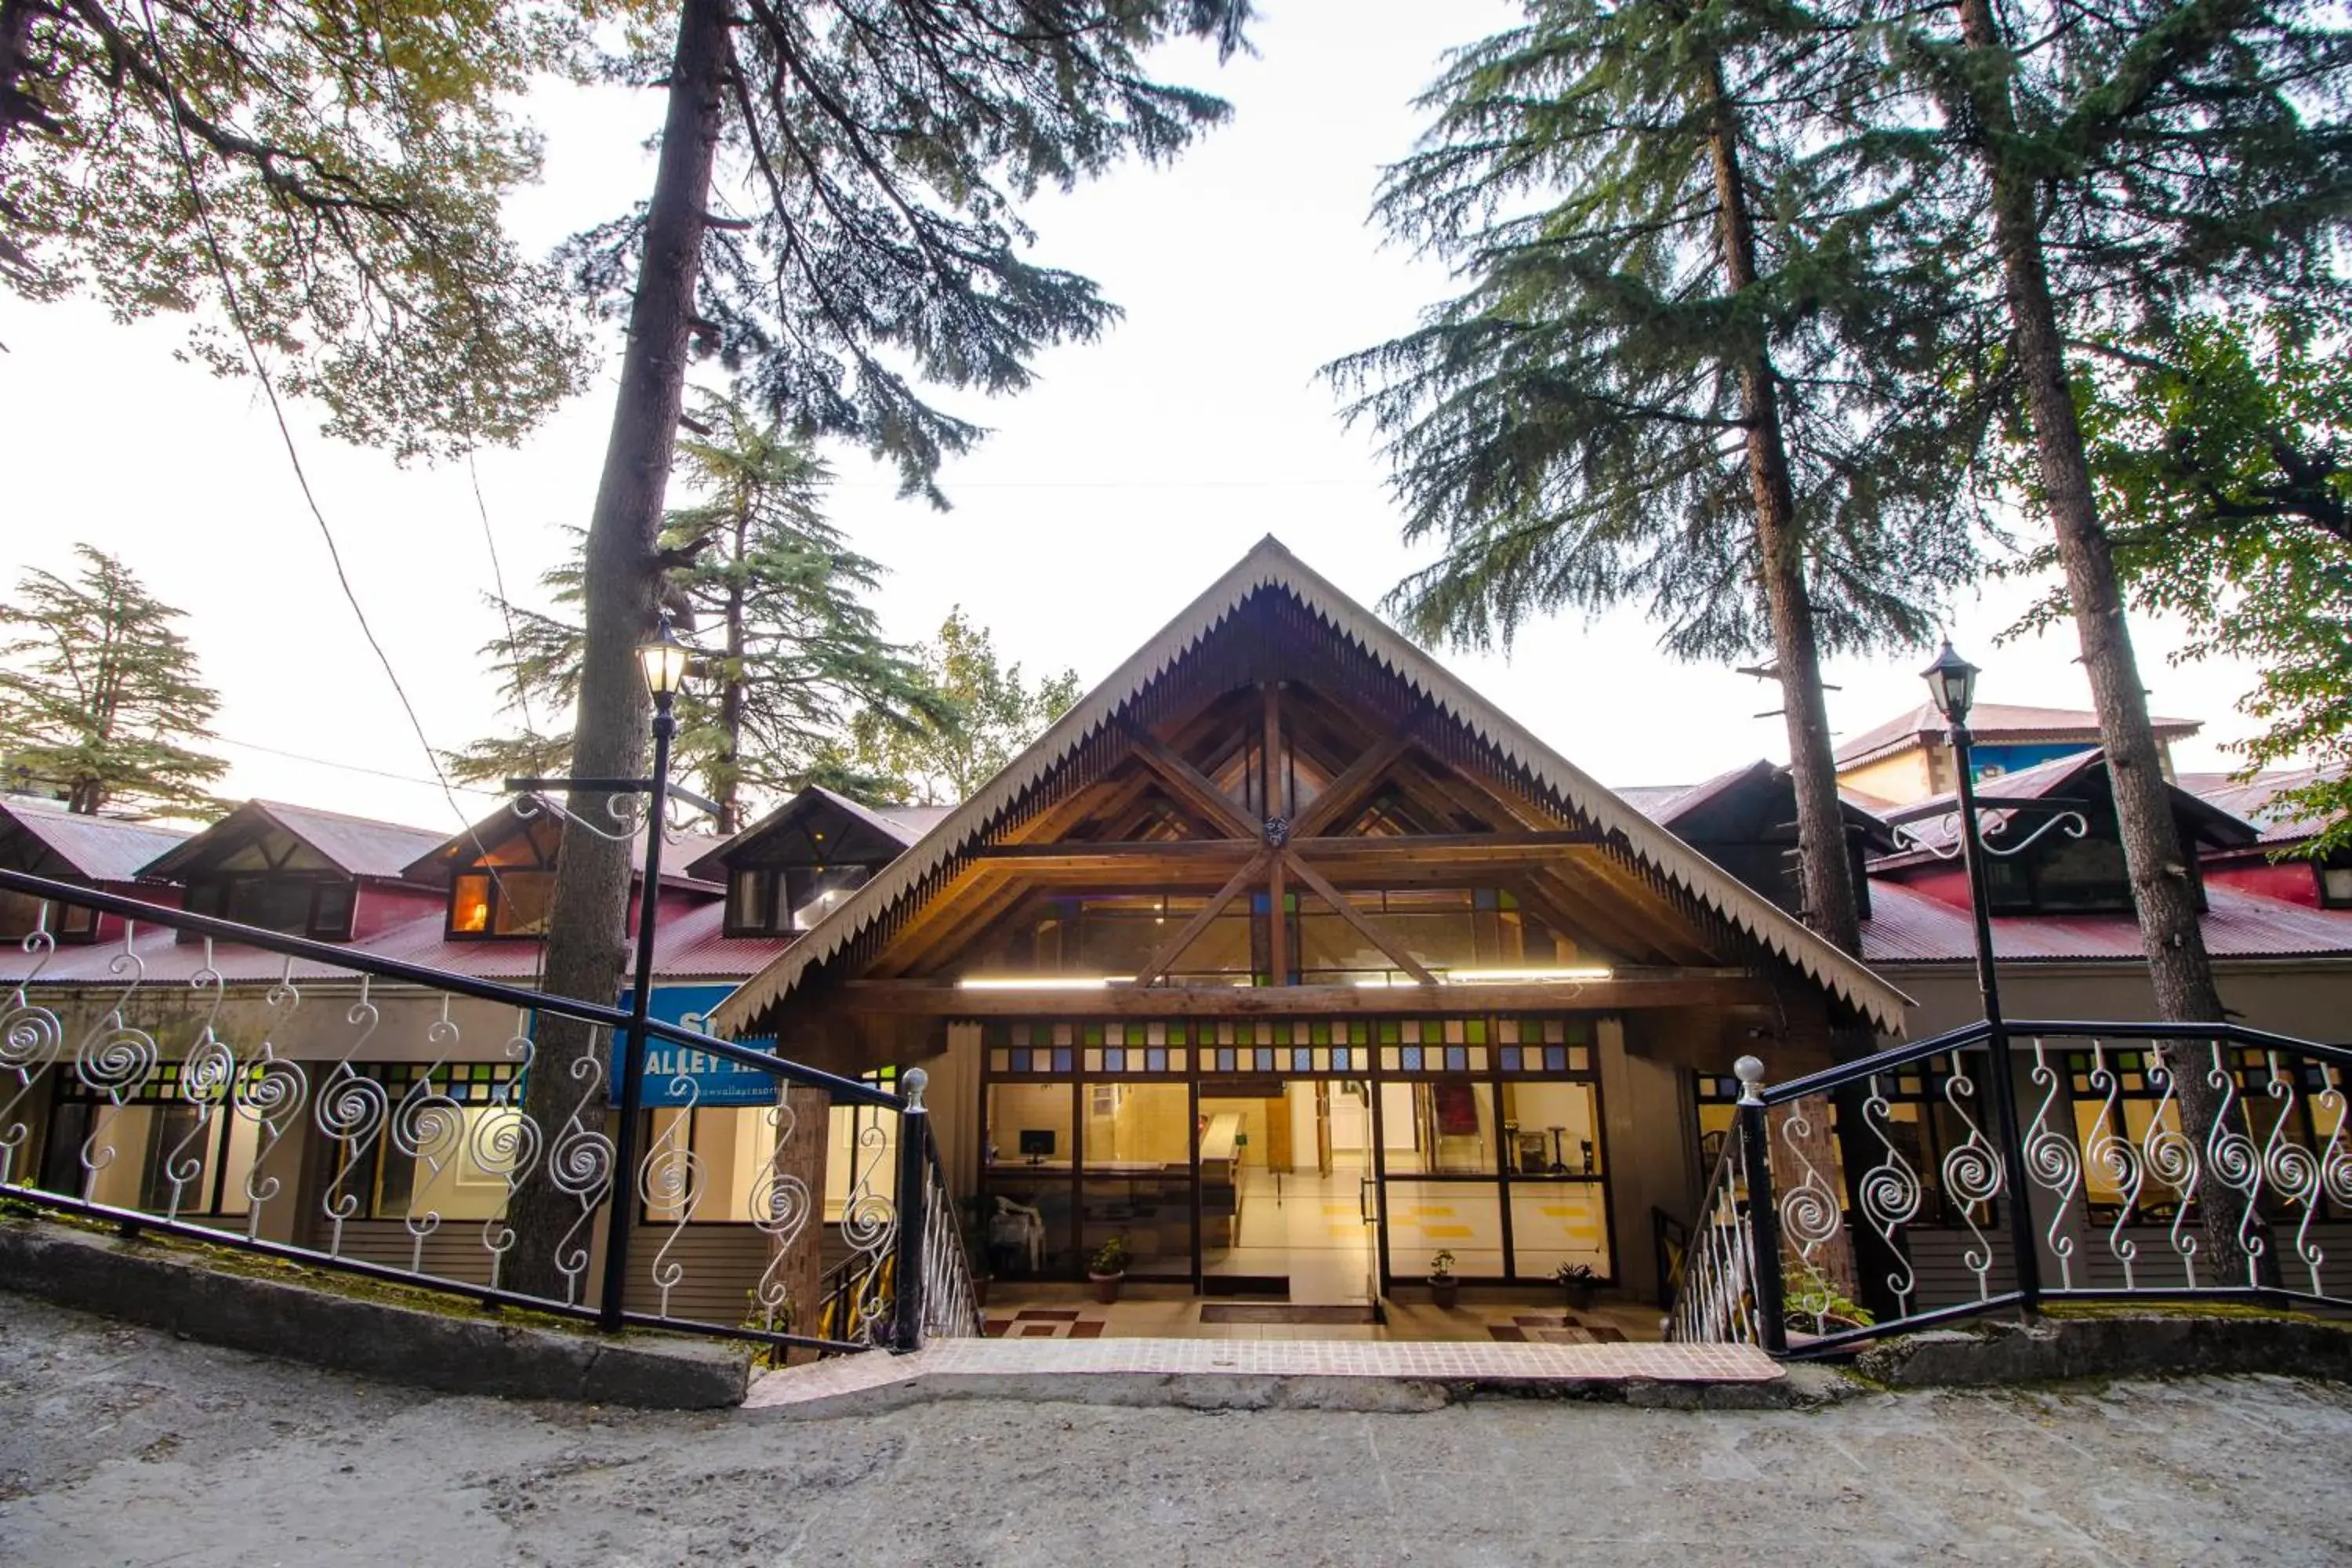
[0,866,901,1110]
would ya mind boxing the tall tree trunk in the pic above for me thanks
[715,514,750,833]
[1955,0,2258,1283]
[503,0,729,1300]
[1702,62,1896,1312]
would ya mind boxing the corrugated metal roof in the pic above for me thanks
[2184,768,2336,848]
[1860,879,2352,964]
[0,897,792,987]
[1835,702,2200,769]
[2,800,191,882]
[140,800,450,882]
[709,536,1915,1036]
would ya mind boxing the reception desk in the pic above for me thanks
[1200,1112,1244,1250]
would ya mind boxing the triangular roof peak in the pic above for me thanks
[711,539,1912,1034]
[140,799,448,883]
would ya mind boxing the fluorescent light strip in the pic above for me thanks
[957,975,1134,991]
[1444,967,1613,984]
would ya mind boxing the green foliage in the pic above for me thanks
[826,610,1080,806]
[0,545,226,818]
[448,393,943,818]
[1088,1232,1129,1276]
[1428,1249,1457,1281]
[1,0,607,458]
[561,0,1255,503]
[1327,0,1984,661]
[2005,315,2352,851]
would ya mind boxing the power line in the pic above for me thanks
[211,733,506,794]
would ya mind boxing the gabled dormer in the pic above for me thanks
[1621,761,1896,923]
[0,797,191,943]
[686,786,940,938]
[1872,750,2256,916]
[139,800,447,942]
[405,799,732,940]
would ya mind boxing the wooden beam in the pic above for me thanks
[1291,830,1592,858]
[828,973,1767,1017]
[1267,850,1290,985]
[1126,725,1260,839]
[1132,851,1269,987]
[971,839,1256,864]
[1279,848,1439,985]
[1290,732,1415,839]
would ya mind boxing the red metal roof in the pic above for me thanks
[1861,878,2352,964]
[140,800,450,882]
[2,895,794,988]
[1,800,191,883]
[2183,768,2336,848]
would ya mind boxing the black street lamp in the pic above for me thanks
[1919,640,2042,1307]
[508,614,702,1331]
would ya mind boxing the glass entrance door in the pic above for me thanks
[1197,1076,1377,1305]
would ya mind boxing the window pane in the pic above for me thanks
[985,1082,1073,1170]
[310,880,355,938]
[451,874,492,934]
[685,1106,781,1222]
[492,871,556,936]
[979,1178,1076,1277]
[1384,1082,1497,1174]
[1508,1181,1610,1280]
[1384,1178,1502,1278]
[1083,1174,1193,1279]
[227,878,316,934]
[731,869,768,931]
[1081,1082,1189,1169]
[1500,1081,1602,1176]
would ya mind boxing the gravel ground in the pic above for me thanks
[3,1293,2350,1567]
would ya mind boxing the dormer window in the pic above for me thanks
[728,864,869,935]
[445,815,561,939]
[2321,855,2352,909]
[185,874,358,939]
[1982,830,2137,914]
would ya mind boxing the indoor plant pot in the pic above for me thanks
[1428,1250,1460,1311]
[1088,1235,1130,1305]
[1555,1262,1597,1315]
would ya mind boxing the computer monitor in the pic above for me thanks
[1018,1129,1056,1163]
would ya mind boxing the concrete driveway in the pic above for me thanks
[2,1292,2347,1566]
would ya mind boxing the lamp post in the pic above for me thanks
[510,616,695,1331]
[1920,641,2042,1308]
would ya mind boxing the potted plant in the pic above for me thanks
[1554,1261,1598,1314]
[1428,1249,1460,1310]
[1087,1233,1130,1304]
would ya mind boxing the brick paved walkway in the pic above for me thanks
[743,1334,1777,1410]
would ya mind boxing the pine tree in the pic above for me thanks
[1329,0,1984,967]
[829,609,1081,804]
[0,545,226,818]
[510,0,1252,1297]
[448,395,943,829]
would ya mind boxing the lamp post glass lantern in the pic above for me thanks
[1918,641,2042,1306]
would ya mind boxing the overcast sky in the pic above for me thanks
[0,0,2277,837]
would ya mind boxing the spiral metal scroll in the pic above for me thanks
[2081,1045,2143,1290]
[637,1076,707,1320]
[391,1005,466,1274]
[2141,1057,2202,1287]
[2262,1054,2332,1297]
[2201,1042,2268,1286]
[1938,1060,2005,1301]
[1857,1077,1922,1313]
[2021,1040,2082,1290]
[1,922,64,1185]
[74,940,158,1200]
[477,1015,543,1289]
[837,1119,902,1344]
[316,982,388,1259]
[747,1098,816,1331]
[235,1047,310,1241]
[1774,1100,1846,1330]
[550,1044,617,1307]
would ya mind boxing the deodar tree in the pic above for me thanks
[1857,0,2352,1275]
[0,0,596,457]
[506,0,1255,1296]
[0,545,227,818]
[1329,0,1984,969]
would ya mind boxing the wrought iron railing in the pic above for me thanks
[1666,1018,2352,1355]
[0,867,980,1358]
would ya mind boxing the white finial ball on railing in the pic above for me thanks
[1733,1054,1766,1105]
[902,1065,928,1111]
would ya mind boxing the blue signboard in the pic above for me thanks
[608,984,780,1108]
